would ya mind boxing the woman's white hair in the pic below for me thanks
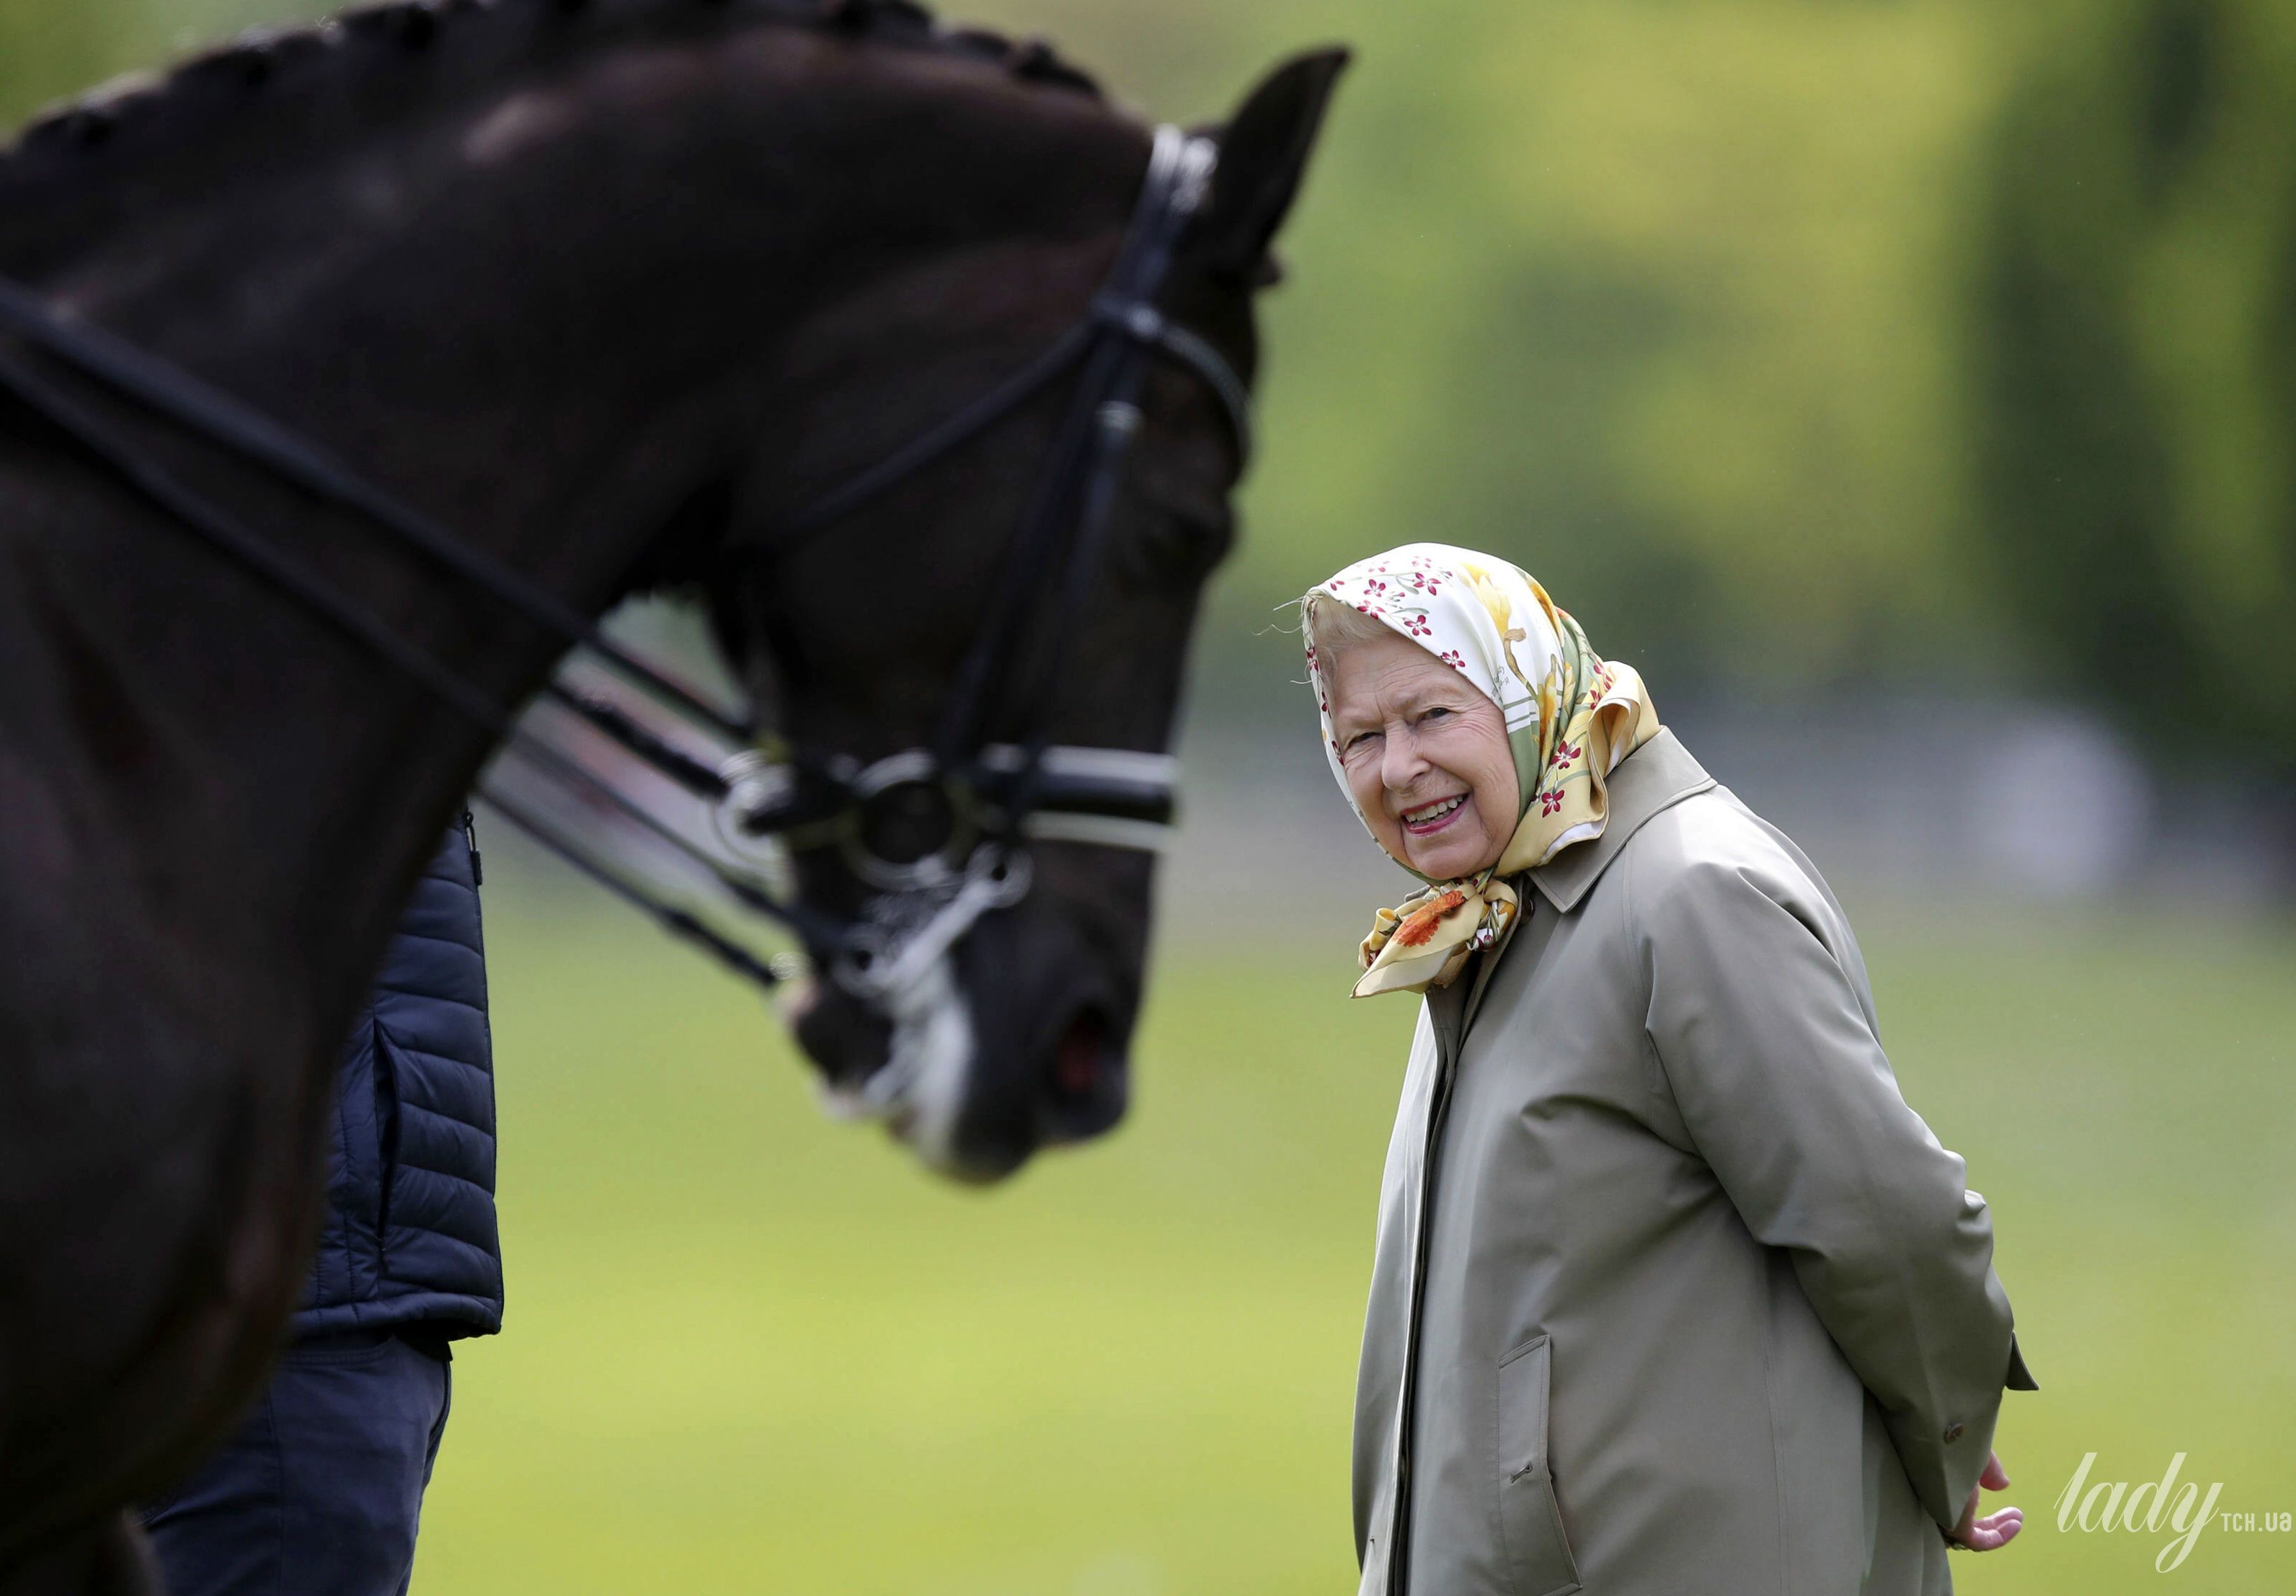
[1300,589,1399,660]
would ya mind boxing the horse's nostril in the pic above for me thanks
[1052,1009,1111,1098]
[1040,1006,1126,1148]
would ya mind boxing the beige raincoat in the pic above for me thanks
[1351,729,2037,1595]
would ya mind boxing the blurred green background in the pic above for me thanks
[6,0,2295,1590]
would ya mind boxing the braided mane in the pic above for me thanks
[1,0,1104,179]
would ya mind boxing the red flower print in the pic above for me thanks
[1437,650,1466,669]
[1539,789,1564,815]
[1403,613,1434,637]
[1551,740,1582,771]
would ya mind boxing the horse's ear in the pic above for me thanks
[1191,47,1350,288]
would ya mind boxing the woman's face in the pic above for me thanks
[1325,626,1520,880]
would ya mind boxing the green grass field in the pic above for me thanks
[416,871,2296,1593]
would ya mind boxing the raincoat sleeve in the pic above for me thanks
[1632,846,2038,1538]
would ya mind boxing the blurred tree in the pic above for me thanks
[1406,1,2008,693]
[1975,0,2296,779]
[1008,1,2024,702]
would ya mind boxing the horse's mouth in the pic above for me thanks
[784,966,1131,1179]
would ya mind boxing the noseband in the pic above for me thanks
[0,127,1243,1051]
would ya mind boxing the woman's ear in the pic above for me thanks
[1192,48,1351,288]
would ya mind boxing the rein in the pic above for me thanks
[0,125,1244,1040]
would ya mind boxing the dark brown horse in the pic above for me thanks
[0,3,1344,1587]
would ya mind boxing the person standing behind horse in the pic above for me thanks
[1306,546,2037,1594]
[141,820,502,1595]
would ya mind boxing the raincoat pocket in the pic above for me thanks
[1497,1334,1581,1596]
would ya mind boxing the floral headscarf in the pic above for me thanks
[1305,544,1661,998]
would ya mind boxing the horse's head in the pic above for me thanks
[698,51,1345,1180]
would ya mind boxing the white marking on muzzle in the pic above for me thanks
[815,952,976,1173]
[815,848,1031,1173]
[879,952,975,1170]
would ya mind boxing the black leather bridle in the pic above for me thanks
[0,125,1246,1025]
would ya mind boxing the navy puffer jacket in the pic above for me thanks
[296,818,502,1338]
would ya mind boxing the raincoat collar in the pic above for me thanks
[1525,728,1716,913]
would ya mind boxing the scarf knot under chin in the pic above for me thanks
[1305,545,1662,999]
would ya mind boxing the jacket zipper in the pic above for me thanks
[461,807,484,887]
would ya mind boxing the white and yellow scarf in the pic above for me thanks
[1306,544,1661,998]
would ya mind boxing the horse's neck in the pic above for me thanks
[1,31,936,966]
[0,50,818,1055]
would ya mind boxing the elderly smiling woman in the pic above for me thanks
[1303,545,2039,1596]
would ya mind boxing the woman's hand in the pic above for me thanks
[1947,1453,2023,1550]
